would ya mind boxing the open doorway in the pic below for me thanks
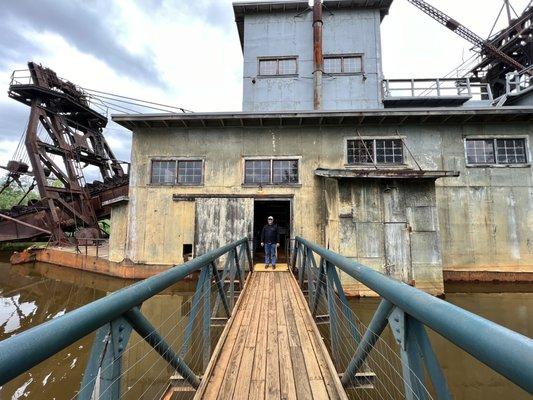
[253,199,291,264]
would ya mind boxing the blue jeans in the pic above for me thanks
[264,243,277,266]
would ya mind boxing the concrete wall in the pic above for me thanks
[111,122,532,293]
[242,9,383,111]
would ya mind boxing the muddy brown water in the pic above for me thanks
[0,252,531,400]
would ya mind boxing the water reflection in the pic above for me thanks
[0,251,531,399]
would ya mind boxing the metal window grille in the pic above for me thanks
[324,55,362,74]
[278,58,297,75]
[466,138,527,165]
[466,139,495,164]
[244,160,271,183]
[347,139,404,164]
[272,159,299,183]
[151,160,176,184]
[259,58,297,76]
[347,139,374,164]
[375,139,403,163]
[496,139,527,164]
[178,160,203,185]
[324,57,342,74]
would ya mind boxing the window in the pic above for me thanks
[178,160,203,185]
[258,57,297,76]
[466,138,527,165]
[244,158,299,184]
[347,139,403,165]
[151,160,176,184]
[324,55,362,74]
[151,159,203,185]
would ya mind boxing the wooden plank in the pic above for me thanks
[287,273,349,400]
[278,273,313,399]
[275,273,297,400]
[215,274,261,400]
[265,273,281,399]
[234,273,265,400]
[195,272,255,400]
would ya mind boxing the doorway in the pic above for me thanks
[253,199,291,264]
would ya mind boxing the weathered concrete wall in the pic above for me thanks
[242,8,383,111]
[108,202,128,262]
[111,121,532,293]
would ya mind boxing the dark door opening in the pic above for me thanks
[253,199,291,264]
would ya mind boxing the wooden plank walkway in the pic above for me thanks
[194,270,348,400]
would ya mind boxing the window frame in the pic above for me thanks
[344,137,405,166]
[323,53,364,76]
[149,157,205,186]
[242,156,301,186]
[257,56,299,78]
[464,136,530,167]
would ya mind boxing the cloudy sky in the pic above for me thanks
[0,0,530,176]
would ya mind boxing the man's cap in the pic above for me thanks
[268,216,274,220]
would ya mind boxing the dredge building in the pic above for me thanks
[109,0,533,295]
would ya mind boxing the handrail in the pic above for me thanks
[294,236,533,395]
[0,238,250,388]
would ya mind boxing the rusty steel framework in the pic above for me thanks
[1,62,128,243]
[407,0,533,97]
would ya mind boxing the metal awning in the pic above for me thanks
[314,168,460,180]
[112,107,533,130]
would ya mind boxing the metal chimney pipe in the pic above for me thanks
[313,0,323,110]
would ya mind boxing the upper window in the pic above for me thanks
[177,160,203,185]
[150,159,203,185]
[258,57,298,76]
[347,139,403,165]
[151,160,176,185]
[244,158,299,184]
[466,138,527,165]
[324,55,362,75]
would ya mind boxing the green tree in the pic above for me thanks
[0,176,39,210]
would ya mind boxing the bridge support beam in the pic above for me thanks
[124,307,201,389]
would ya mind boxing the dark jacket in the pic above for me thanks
[261,224,280,244]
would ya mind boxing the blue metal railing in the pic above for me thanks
[292,236,533,398]
[0,238,252,397]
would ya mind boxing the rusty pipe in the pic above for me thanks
[0,212,52,235]
[313,0,323,110]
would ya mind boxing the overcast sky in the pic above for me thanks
[0,0,530,176]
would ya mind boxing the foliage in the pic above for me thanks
[0,176,40,211]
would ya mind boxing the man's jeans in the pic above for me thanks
[264,243,276,266]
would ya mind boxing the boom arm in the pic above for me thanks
[407,0,528,73]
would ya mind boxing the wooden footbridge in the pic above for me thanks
[0,238,531,400]
[196,270,346,400]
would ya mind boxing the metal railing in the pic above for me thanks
[382,78,493,101]
[0,238,252,398]
[505,68,533,96]
[292,237,533,398]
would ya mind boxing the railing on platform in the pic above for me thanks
[382,78,493,101]
[292,237,533,399]
[0,238,252,398]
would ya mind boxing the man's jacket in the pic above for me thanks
[261,224,280,244]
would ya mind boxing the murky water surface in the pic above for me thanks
[0,252,531,399]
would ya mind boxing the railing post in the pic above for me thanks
[78,316,133,400]
[311,257,325,317]
[211,262,231,317]
[245,240,253,272]
[388,308,427,400]
[436,78,441,96]
[298,245,307,287]
[325,261,341,369]
[202,265,212,370]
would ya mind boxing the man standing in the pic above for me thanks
[261,216,280,269]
